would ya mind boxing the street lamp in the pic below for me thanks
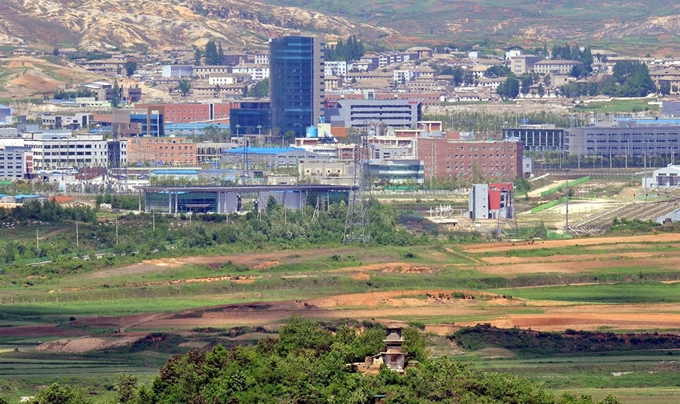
[563,168,570,235]
[236,124,241,137]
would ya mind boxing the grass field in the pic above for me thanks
[3,219,680,401]
[575,99,660,113]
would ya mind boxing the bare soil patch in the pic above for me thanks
[479,251,675,265]
[36,336,142,353]
[471,256,680,275]
[85,248,353,279]
[7,60,35,69]
[463,234,680,253]
[473,312,680,332]
[333,262,436,274]
[351,272,371,281]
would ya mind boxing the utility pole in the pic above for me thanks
[36,228,39,250]
[115,217,119,245]
[563,168,570,235]
[76,221,79,249]
[152,210,155,232]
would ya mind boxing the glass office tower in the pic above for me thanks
[269,35,324,138]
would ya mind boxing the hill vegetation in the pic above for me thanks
[13,318,622,404]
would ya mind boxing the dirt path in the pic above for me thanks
[119,312,166,334]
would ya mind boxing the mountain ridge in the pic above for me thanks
[0,0,679,54]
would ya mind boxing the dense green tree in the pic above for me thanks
[124,61,138,77]
[204,40,221,65]
[497,76,520,99]
[53,87,94,100]
[52,47,59,56]
[537,84,545,97]
[249,77,269,98]
[660,81,671,95]
[325,35,366,61]
[29,383,94,404]
[485,65,511,78]
[111,80,120,108]
[115,374,139,403]
[602,60,656,97]
[193,46,201,66]
[520,74,534,95]
[178,79,191,97]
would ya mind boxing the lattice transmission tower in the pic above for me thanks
[343,127,373,243]
[495,189,519,239]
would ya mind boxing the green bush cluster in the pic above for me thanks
[453,323,680,356]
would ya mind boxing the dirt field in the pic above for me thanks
[479,251,676,265]
[471,312,680,332]
[473,255,680,274]
[462,233,680,253]
[64,290,680,339]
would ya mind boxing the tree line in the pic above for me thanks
[325,35,366,62]
[0,198,429,273]
[195,40,225,66]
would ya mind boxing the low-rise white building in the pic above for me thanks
[161,65,194,78]
[643,165,680,189]
[325,61,347,77]
[231,64,269,81]
[532,60,583,75]
[208,74,236,86]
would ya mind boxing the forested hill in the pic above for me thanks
[18,318,621,404]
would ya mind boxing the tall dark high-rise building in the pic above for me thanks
[269,35,324,138]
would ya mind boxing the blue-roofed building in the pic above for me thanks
[10,194,46,204]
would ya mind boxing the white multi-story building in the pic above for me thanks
[532,60,584,75]
[324,61,347,77]
[0,146,32,179]
[13,132,127,170]
[393,70,414,84]
[161,65,194,78]
[230,64,269,81]
[41,113,89,130]
[250,53,269,64]
[208,74,236,86]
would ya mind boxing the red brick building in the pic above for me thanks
[416,135,522,181]
[135,103,231,124]
[127,137,197,167]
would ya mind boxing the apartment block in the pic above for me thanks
[417,136,523,181]
[0,146,32,178]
